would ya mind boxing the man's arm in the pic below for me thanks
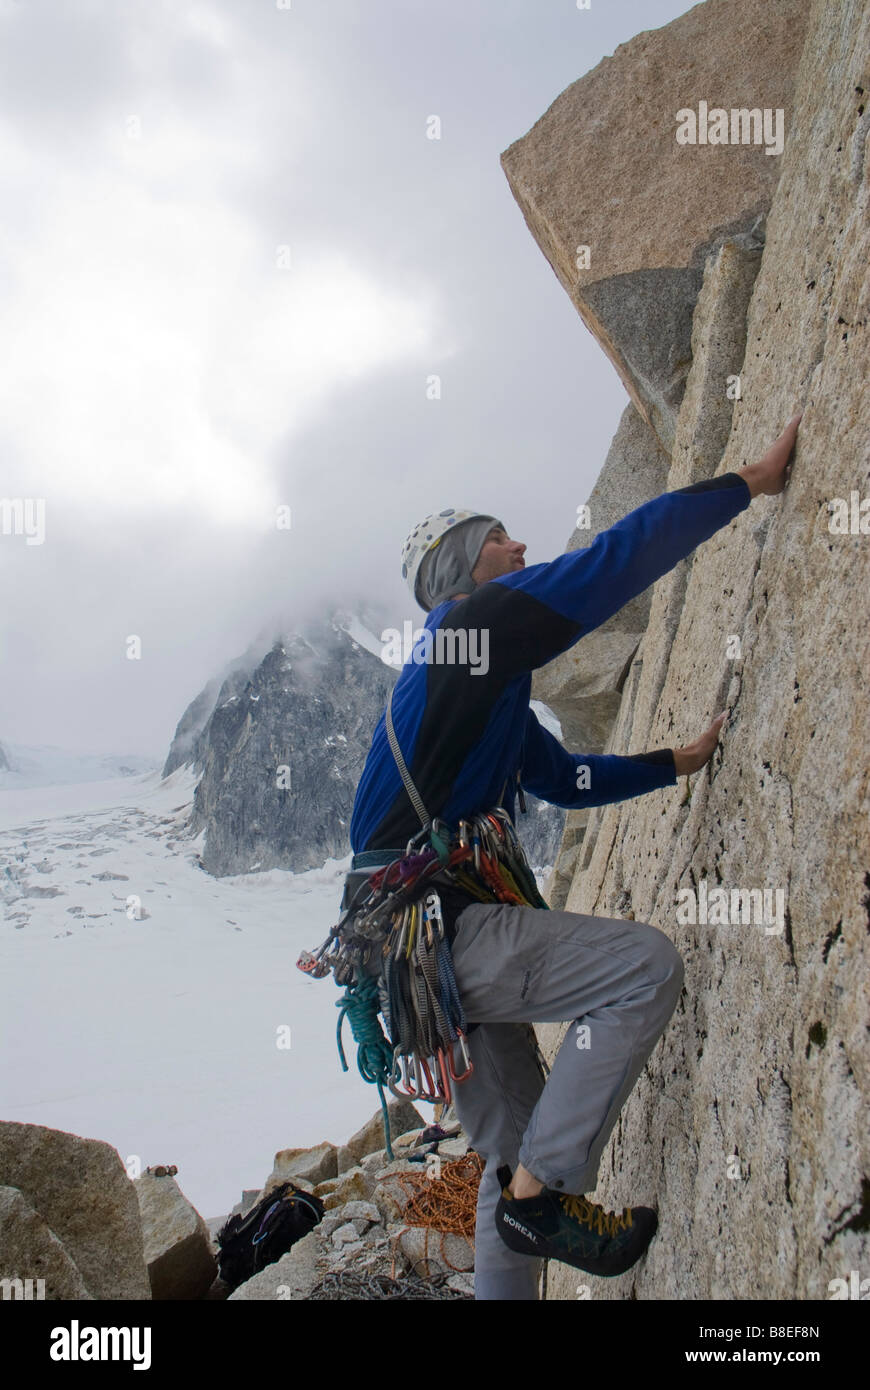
[494,473,751,656]
[519,709,678,810]
[450,414,803,682]
[519,706,731,809]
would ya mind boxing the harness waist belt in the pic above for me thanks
[341,848,406,912]
[350,848,405,871]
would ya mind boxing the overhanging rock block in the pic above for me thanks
[501,0,810,452]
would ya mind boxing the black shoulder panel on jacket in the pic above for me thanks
[365,582,580,849]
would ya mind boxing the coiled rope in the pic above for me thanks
[335,975,396,1160]
[386,1150,485,1274]
[309,1271,469,1301]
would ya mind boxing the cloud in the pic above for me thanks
[0,10,457,524]
[0,0,682,756]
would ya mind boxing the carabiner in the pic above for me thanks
[386,1045,411,1100]
[422,899,435,949]
[447,1030,474,1083]
[393,905,408,958]
[387,1073,413,1103]
[485,812,504,842]
[434,1047,453,1104]
[390,1047,420,1098]
[404,902,417,959]
[415,1052,441,1102]
[404,823,432,856]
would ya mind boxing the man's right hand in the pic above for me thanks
[738,412,803,498]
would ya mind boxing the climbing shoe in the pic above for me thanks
[494,1165,658,1277]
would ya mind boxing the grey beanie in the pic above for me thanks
[417,515,503,612]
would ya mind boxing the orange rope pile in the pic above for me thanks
[386,1150,484,1275]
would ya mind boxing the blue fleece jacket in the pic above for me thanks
[350,472,751,853]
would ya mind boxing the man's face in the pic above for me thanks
[471,525,526,584]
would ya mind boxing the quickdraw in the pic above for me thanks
[382,890,471,1103]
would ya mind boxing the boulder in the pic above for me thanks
[331,1222,362,1249]
[447,1273,475,1297]
[319,1209,354,1240]
[228,1189,261,1219]
[264,1142,336,1192]
[501,0,810,451]
[0,1122,150,1299]
[335,1145,356,1174]
[371,1174,412,1225]
[433,1138,470,1161]
[0,1186,92,1300]
[134,1172,217,1301]
[392,1128,426,1150]
[321,1166,376,1210]
[398,1227,474,1278]
[339,1199,381,1224]
[328,1244,364,1265]
[343,1101,424,1165]
[227,1229,324,1301]
[360,1147,389,1173]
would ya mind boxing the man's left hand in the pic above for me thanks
[673,711,727,775]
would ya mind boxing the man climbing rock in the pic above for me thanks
[347,412,802,1300]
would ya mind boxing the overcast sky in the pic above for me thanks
[0,0,694,761]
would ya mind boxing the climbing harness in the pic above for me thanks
[297,686,550,1147]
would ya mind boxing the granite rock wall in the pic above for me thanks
[506,0,870,1300]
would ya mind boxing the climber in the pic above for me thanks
[347,412,802,1300]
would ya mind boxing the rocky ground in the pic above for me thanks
[0,1101,479,1301]
[214,1102,476,1301]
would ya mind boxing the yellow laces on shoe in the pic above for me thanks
[559,1193,633,1237]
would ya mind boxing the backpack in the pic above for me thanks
[215,1182,325,1291]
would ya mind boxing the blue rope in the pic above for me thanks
[335,975,396,1161]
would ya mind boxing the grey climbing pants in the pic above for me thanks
[446,899,684,1301]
